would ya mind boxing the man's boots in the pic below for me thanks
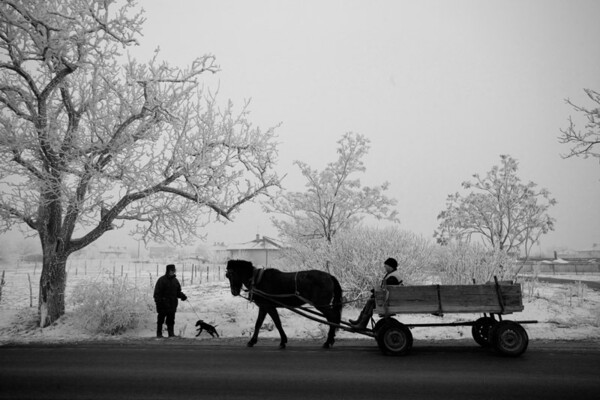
[350,313,371,330]
[156,323,163,338]
[350,301,375,330]
[349,310,366,325]
[167,326,175,337]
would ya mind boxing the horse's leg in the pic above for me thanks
[265,307,288,349]
[317,306,341,349]
[248,307,267,347]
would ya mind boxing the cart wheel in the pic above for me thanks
[373,318,394,335]
[471,317,498,347]
[373,318,389,348]
[376,321,413,356]
[373,318,397,348]
[491,321,529,357]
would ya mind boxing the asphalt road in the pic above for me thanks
[1,339,599,400]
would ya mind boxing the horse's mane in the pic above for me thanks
[227,259,254,270]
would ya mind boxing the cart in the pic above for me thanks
[367,277,536,357]
[248,277,535,357]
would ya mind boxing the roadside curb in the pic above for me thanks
[3,337,599,352]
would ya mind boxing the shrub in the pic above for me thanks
[70,274,153,335]
[432,242,517,284]
[273,226,435,300]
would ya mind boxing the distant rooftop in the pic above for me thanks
[226,234,283,251]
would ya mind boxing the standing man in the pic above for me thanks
[154,264,187,337]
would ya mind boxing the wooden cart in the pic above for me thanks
[246,277,535,357]
[369,278,535,356]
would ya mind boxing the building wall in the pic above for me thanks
[518,262,600,274]
[227,249,281,268]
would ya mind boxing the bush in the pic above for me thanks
[274,227,520,301]
[70,274,153,335]
[432,242,517,284]
[273,226,435,301]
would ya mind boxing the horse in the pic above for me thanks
[225,259,343,349]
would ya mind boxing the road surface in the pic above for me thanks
[1,339,598,400]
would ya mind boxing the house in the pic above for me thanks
[226,235,284,267]
[148,246,176,260]
[517,246,600,274]
[98,246,129,259]
[561,244,600,260]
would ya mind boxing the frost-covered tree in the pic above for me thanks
[0,0,280,326]
[560,88,600,163]
[266,132,398,243]
[434,155,556,257]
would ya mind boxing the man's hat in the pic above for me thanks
[384,258,398,270]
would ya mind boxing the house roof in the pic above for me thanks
[541,258,569,264]
[226,235,283,251]
[99,246,128,255]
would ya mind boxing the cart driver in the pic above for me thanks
[349,257,403,330]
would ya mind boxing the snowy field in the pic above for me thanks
[1,259,599,346]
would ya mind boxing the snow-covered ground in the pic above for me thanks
[1,261,599,346]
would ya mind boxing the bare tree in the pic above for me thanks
[0,0,280,326]
[266,132,398,243]
[560,88,600,162]
[434,155,556,257]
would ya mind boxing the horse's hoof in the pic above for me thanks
[247,341,255,347]
[322,343,331,349]
[279,343,286,350]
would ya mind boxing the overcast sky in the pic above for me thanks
[4,0,599,255]
[115,0,599,253]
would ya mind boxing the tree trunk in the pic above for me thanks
[38,254,67,328]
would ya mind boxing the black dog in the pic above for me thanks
[195,320,219,338]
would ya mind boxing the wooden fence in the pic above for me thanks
[0,259,227,308]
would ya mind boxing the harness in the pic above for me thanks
[245,267,342,308]
[235,266,376,337]
[247,267,303,302]
[246,267,266,302]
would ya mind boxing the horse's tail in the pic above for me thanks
[330,275,343,323]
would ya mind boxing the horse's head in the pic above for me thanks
[225,259,254,296]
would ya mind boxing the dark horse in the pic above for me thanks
[225,259,343,349]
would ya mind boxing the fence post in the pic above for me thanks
[27,273,33,308]
[0,270,5,303]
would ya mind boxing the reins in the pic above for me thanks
[241,267,365,309]
[228,262,375,337]
[247,268,323,306]
[238,286,374,337]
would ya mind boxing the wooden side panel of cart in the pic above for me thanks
[374,283,524,315]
